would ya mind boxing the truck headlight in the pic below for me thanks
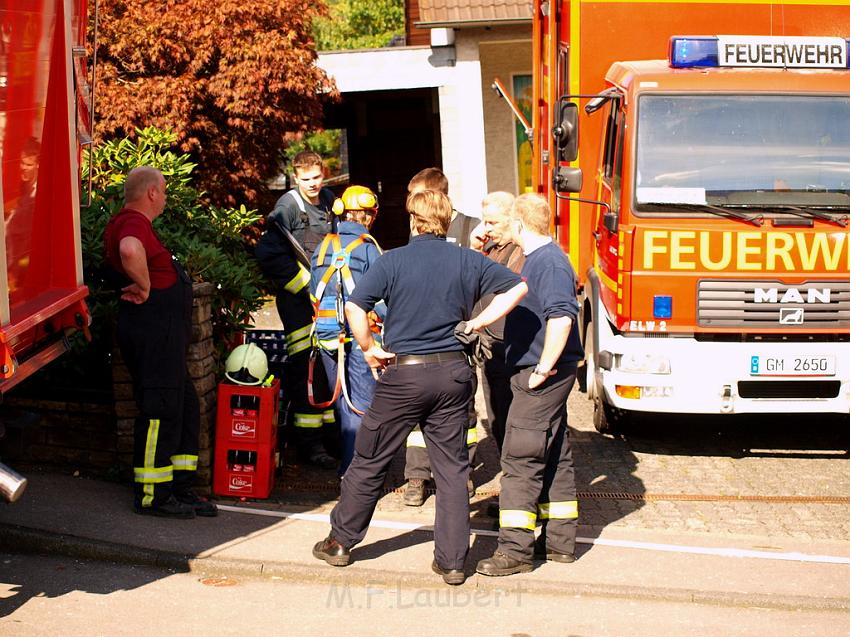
[615,353,671,374]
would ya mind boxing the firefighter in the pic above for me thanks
[309,185,384,477]
[403,168,480,506]
[104,166,217,518]
[255,151,336,469]
[476,193,584,577]
[312,189,527,586]
[469,191,526,454]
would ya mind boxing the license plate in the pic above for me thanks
[749,354,836,377]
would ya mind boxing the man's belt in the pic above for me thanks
[390,351,468,366]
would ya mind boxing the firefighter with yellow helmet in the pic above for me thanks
[309,185,385,476]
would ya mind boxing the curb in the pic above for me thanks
[3,522,849,612]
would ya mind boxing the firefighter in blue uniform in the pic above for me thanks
[309,185,385,477]
[312,189,527,585]
[476,193,584,576]
[402,168,480,506]
[255,151,336,469]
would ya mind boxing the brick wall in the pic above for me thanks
[1,282,218,494]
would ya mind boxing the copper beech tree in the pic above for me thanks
[94,0,337,206]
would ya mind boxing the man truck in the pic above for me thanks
[529,1,850,432]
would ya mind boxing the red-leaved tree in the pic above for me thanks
[94,0,337,206]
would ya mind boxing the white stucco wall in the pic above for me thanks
[317,46,488,218]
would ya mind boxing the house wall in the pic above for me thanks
[318,46,488,218]
[471,27,533,195]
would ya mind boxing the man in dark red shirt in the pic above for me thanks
[103,166,216,519]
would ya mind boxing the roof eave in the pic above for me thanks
[413,17,532,29]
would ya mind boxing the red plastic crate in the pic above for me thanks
[213,379,280,499]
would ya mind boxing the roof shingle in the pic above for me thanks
[417,0,532,27]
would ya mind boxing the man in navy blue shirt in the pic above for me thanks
[312,189,527,585]
[476,193,584,577]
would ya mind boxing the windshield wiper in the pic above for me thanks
[638,202,763,226]
[746,204,848,228]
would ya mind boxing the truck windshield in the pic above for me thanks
[635,94,850,211]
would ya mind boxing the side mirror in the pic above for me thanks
[552,101,578,162]
[603,211,619,234]
[553,166,583,193]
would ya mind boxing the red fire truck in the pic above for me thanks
[0,0,92,395]
[530,2,850,432]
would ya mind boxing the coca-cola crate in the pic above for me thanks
[213,444,278,499]
[215,379,280,446]
[213,380,280,499]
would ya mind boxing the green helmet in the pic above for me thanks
[224,343,268,386]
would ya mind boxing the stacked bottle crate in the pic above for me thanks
[212,378,280,499]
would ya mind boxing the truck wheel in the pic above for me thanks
[592,396,625,435]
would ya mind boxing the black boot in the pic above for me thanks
[134,495,194,519]
[431,560,465,585]
[175,491,218,517]
[476,551,532,576]
[312,534,351,566]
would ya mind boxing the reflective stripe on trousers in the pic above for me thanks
[294,412,324,429]
[499,509,537,531]
[171,454,199,472]
[134,419,171,507]
[538,500,578,520]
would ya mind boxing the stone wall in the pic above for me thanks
[1,282,218,494]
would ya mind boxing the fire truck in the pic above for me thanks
[0,0,92,396]
[530,2,850,432]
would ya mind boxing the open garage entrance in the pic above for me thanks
[325,87,442,249]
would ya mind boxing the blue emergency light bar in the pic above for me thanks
[669,37,720,68]
[669,36,850,69]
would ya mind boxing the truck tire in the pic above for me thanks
[586,318,628,435]
[593,396,626,435]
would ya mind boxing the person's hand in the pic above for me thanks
[528,368,556,389]
[363,344,395,379]
[463,318,483,334]
[121,282,149,304]
[469,222,488,252]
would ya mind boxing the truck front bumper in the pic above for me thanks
[598,335,850,415]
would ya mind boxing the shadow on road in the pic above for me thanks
[621,411,850,459]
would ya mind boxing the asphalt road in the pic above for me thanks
[1,552,846,637]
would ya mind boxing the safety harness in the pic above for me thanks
[307,230,382,415]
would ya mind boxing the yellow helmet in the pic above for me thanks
[332,185,379,217]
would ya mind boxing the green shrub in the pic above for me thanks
[63,127,267,392]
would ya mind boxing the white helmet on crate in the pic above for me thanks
[224,343,268,386]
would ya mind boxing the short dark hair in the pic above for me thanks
[408,167,448,195]
[291,151,324,175]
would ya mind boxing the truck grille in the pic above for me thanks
[697,280,850,329]
[737,380,841,399]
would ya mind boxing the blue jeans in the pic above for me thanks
[321,343,376,476]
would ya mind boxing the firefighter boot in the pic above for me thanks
[313,534,351,567]
[134,494,195,519]
[431,560,466,586]
[533,535,576,563]
[476,551,533,577]
[175,490,219,517]
[404,478,427,506]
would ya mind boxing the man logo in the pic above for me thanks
[754,287,831,304]
[779,308,804,325]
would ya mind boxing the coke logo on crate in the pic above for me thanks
[231,419,257,439]
[229,474,254,491]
